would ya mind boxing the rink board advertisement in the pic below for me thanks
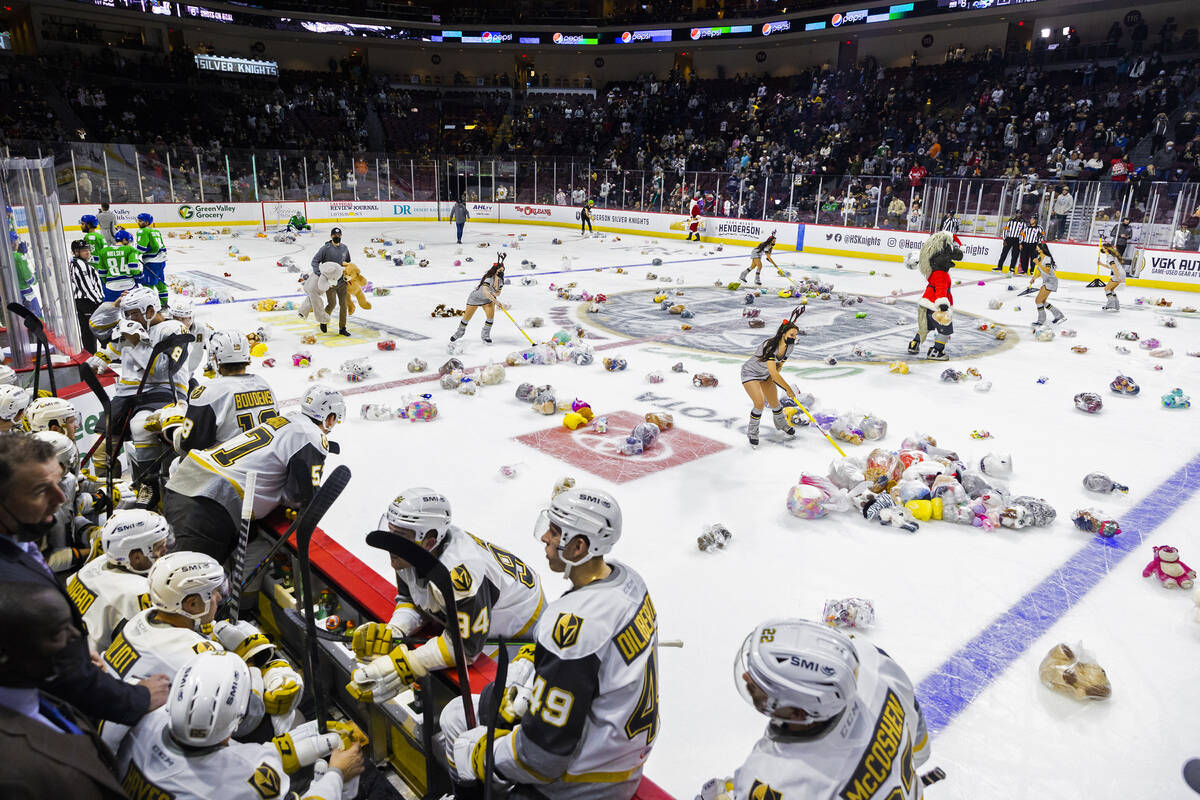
[62,202,260,229]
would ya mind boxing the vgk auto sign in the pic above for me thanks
[1141,252,1200,283]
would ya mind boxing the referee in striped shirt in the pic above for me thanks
[70,238,105,352]
[1017,219,1045,276]
[939,210,961,234]
[995,214,1026,272]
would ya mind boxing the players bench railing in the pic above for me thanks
[8,138,1200,249]
[247,509,674,799]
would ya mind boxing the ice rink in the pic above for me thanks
[154,219,1199,798]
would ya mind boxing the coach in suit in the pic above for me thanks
[0,433,168,726]
[0,581,128,799]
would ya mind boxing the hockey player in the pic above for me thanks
[170,328,278,455]
[0,383,30,432]
[1029,243,1066,329]
[580,200,593,236]
[79,213,107,257]
[65,509,171,651]
[87,286,191,482]
[134,213,168,307]
[344,487,545,703]
[167,296,209,388]
[285,211,311,232]
[451,255,506,344]
[94,228,144,301]
[739,232,779,286]
[24,395,81,439]
[162,384,343,561]
[118,651,364,800]
[1098,242,1125,312]
[698,618,930,800]
[906,230,962,361]
[740,309,806,447]
[9,230,42,316]
[100,551,304,748]
[443,487,659,800]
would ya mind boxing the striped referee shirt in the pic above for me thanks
[1019,223,1044,245]
[1002,219,1028,239]
[940,216,961,234]
[71,256,105,303]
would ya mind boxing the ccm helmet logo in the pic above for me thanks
[577,493,610,507]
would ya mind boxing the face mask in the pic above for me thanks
[0,497,57,542]
[332,236,341,243]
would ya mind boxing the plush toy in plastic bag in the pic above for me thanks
[823,597,876,630]
[1038,643,1111,700]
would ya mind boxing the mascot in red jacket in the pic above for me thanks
[907,231,963,361]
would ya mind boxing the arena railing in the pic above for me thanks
[7,140,1200,251]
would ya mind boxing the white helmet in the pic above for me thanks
[32,431,79,474]
[300,384,345,425]
[735,618,860,723]
[0,385,30,422]
[25,396,80,434]
[0,364,16,385]
[208,329,251,366]
[102,509,172,574]
[385,488,452,547]
[148,551,227,625]
[168,297,195,321]
[120,286,160,318]
[536,486,622,570]
[168,651,251,747]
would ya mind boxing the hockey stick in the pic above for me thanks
[921,767,947,787]
[482,640,509,800]
[77,363,115,503]
[497,304,535,346]
[364,531,477,729]
[7,302,56,397]
[294,465,353,735]
[80,332,192,472]
[226,471,257,623]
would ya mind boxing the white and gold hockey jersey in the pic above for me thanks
[177,373,278,454]
[494,560,658,799]
[65,558,150,651]
[100,608,223,749]
[165,413,329,524]
[94,317,192,397]
[732,644,930,800]
[390,526,544,664]
[117,708,346,800]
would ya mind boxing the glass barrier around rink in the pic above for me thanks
[7,140,1199,252]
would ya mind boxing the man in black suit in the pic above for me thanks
[0,581,128,799]
[0,433,168,725]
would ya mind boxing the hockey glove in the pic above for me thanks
[273,721,343,774]
[261,659,304,716]
[498,644,538,725]
[696,777,735,800]
[351,621,400,661]
[85,355,108,374]
[451,725,512,783]
[213,619,276,664]
[345,645,424,703]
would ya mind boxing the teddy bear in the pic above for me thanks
[1038,643,1111,700]
[341,262,372,314]
[1142,545,1196,589]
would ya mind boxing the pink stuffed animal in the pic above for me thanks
[1142,545,1196,589]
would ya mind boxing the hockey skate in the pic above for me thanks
[481,322,493,344]
[1103,294,1119,312]
[907,337,921,355]
[926,343,949,361]
[747,412,761,447]
[754,274,762,286]
[450,322,467,342]
[738,270,750,283]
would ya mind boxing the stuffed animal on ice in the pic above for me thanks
[1142,545,1196,589]
[907,230,962,361]
[299,261,343,324]
[1038,643,1111,701]
[342,262,372,314]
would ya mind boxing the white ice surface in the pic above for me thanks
[147,221,1199,799]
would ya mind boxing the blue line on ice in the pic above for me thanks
[915,452,1200,734]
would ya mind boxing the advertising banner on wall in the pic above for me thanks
[62,202,261,229]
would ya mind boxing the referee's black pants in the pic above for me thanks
[75,298,99,353]
[1018,243,1038,275]
[997,237,1020,271]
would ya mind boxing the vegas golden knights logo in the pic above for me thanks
[750,780,782,800]
[450,564,473,593]
[248,763,282,799]
[552,612,584,649]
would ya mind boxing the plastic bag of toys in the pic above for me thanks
[823,597,876,630]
